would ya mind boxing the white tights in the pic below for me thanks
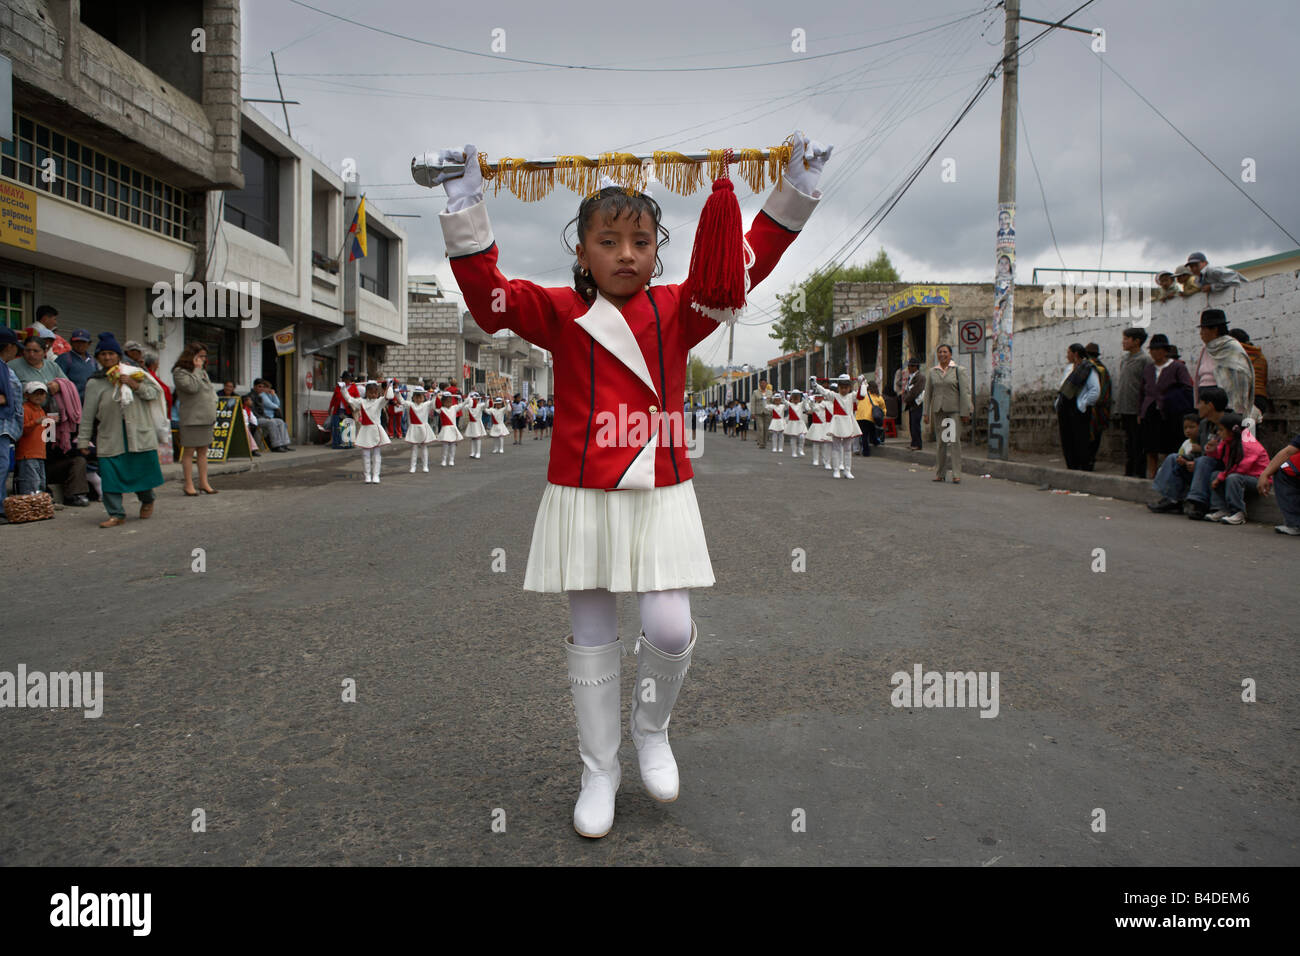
[441,442,457,466]
[362,447,382,480]
[790,433,805,457]
[494,436,505,453]
[773,431,784,452]
[471,437,482,457]
[831,438,854,473]
[410,445,429,470]
[811,443,821,466]
[568,588,693,654]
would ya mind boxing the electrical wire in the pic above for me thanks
[1018,103,1068,277]
[284,0,989,74]
[1077,35,1299,248]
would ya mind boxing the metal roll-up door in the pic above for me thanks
[33,270,127,343]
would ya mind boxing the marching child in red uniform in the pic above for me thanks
[341,380,392,483]
[433,388,465,467]
[435,133,830,838]
[398,384,437,473]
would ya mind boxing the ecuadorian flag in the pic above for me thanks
[348,196,367,262]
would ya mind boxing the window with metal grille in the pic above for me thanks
[1,112,189,241]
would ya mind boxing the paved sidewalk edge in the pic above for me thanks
[867,443,1285,526]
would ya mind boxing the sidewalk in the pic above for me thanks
[159,441,356,480]
[862,436,1286,526]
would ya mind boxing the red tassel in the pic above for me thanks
[688,176,746,315]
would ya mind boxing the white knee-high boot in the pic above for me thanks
[372,449,382,482]
[441,443,450,467]
[566,636,623,838]
[410,446,419,473]
[362,449,373,483]
[472,437,481,458]
[629,624,696,803]
[811,444,820,466]
[791,434,799,457]
[842,439,855,479]
[448,443,457,466]
[421,445,430,472]
[832,441,842,478]
[798,434,806,456]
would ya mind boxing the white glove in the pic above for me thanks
[785,131,832,196]
[439,144,484,213]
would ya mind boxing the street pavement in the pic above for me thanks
[2,429,1296,866]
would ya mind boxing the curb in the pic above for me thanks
[866,442,1286,526]
[159,443,365,480]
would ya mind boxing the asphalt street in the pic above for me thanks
[1,430,1296,866]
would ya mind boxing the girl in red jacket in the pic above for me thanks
[1205,412,1269,524]
[433,134,830,838]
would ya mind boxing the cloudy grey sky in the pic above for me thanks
[240,0,1300,367]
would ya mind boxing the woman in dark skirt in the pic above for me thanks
[172,342,219,495]
[1138,334,1194,478]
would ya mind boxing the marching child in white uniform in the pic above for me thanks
[765,390,787,453]
[399,384,438,472]
[433,132,830,839]
[784,387,808,458]
[810,373,867,479]
[461,391,487,459]
[485,396,510,454]
[342,380,393,483]
[806,392,832,468]
[433,389,466,467]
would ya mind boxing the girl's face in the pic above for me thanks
[577,209,657,304]
[1217,424,1231,442]
[365,385,380,399]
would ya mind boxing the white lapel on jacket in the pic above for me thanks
[574,293,660,401]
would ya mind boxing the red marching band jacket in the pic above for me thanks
[440,185,819,490]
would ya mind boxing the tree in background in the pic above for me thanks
[686,353,714,395]
[769,250,900,370]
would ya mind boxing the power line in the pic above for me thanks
[284,0,987,74]
[1018,104,1068,276]
[1079,35,1299,248]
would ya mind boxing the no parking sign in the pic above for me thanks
[958,319,986,354]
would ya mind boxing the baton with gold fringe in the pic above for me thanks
[410,144,797,201]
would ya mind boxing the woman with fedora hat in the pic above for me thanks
[1137,333,1194,478]
[76,333,165,527]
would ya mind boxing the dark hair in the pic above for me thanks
[173,341,207,372]
[1197,385,1228,411]
[1123,327,1148,344]
[35,305,57,322]
[1182,412,1200,424]
[1228,328,1251,344]
[1205,321,1228,337]
[563,187,670,305]
[1067,342,1088,359]
[936,343,953,355]
[1217,412,1246,471]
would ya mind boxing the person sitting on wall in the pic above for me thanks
[1148,386,1230,517]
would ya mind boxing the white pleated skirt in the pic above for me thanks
[354,424,391,449]
[807,421,830,442]
[462,419,486,438]
[404,423,436,444]
[523,479,715,593]
[827,415,859,439]
[435,424,463,443]
[488,423,509,437]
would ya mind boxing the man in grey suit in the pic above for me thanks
[750,381,770,449]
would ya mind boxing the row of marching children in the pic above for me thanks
[760,373,877,478]
[340,381,512,483]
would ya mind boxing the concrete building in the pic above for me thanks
[1,0,240,345]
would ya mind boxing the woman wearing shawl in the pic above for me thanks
[76,333,165,527]
[1055,343,1100,471]
[1194,310,1257,426]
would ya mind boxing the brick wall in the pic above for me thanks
[379,298,461,383]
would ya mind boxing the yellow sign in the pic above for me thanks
[273,325,295,355]
[0,181,37,251]
[885,285,949,316]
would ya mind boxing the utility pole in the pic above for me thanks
[987,0,1019,461]
[725,322,735,403]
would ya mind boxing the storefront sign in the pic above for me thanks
[273,325,295,355]
[0,181,36,251]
